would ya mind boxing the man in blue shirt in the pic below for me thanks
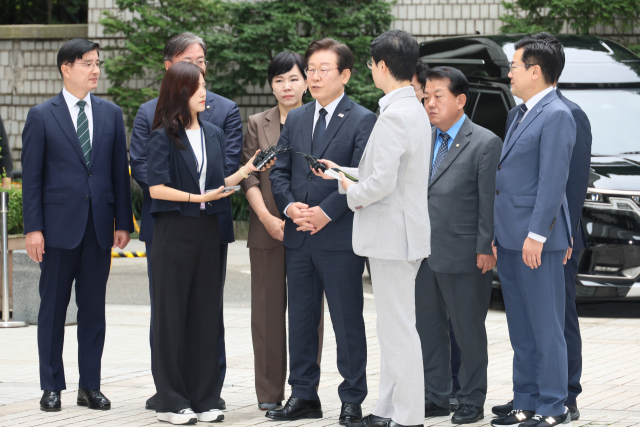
[415,66,502,424]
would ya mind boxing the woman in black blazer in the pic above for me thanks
[146,62,269,426]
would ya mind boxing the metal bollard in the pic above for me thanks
[0,192,27,328]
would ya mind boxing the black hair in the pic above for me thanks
[267,51,307,88]
[522,32,565,83]
[163,32,207,62]
[370,30,419,82]
[57,38,100,77]
[513,35,561,85]
[305,38,354,72]
[414,60,429,89]
[425,66,469,99]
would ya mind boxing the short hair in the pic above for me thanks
[513,36,561,85]
[267,51,307,88]
[523,32,565,83]
[425,66,469,100]
[414,60,430,90]
[163,32,207,62]
[305,38,354,73]
[370,30,419,82]
[57,38,100,77]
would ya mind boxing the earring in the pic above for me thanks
[304,90,307,94]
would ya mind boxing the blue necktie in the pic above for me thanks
[430,132,450,182]
[508,104,528,143]
[312,108,327,151]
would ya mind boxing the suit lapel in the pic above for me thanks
[429,118,472,187]
[177,128,201,189]
[428,127,436,177]
[263,106,281,148]
[88,94,103,169]
[200,91,216,122]
[302,103,315,154]
[313,95,351,158]
[50,91,88,169]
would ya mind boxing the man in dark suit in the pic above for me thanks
[21,38,133,412]
[491,35,576,427]
[129,32,243,411]
[268,38,376,423]
[492,33,592,423]
[415,67,502,424]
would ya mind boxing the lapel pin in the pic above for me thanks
[206,105,210,109]
[456,144,459,147]
[338,113,344,118]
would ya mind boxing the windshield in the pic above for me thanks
[561,89,640,155]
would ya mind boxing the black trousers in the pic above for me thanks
[151,211,222,413]
[38,208,111,391]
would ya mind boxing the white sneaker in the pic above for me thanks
[197,408,224,422]
[157,408,198,425]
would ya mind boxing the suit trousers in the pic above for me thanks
[38,207,111,391]
[249,246,324,404]
[415,260,492,408]
[497,243,568,417]
[564,250,582,406]
[369,258,424,426]
[450,321,461,391]
[285,235,367,403]
[151,211,222,413]
[146,240,228,384]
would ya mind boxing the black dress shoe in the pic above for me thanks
[567,405,580,421]
[492,400,513,417]
[347,414,391,427]
[452,404,484,424]
[217,396,226,410]
[77,389,111,410]
[265,397,322,421]
[339,402,362,425]
[425,398,450,417]
[40,391,61,412]
[145,393,156,410]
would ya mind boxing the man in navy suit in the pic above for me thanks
[490,35,576,427]
[129,32,243,411]
[493,33,592,423]
[267,38,376,423]
[21,38,133,412]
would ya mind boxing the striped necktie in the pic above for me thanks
[430,132,450,182]
[76,100,91,166]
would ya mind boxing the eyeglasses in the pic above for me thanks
[509,63,536,72]
[192,59,209,66]
[413,85,423,93]
[73,60,104,69]
[304,67,338,77]
[366,60,373,70]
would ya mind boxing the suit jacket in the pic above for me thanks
[240,106,283,250]
[495,89,576,252]
[270,94,377,251]
[130,90,242,243]
[346,86,431,262]
[21,91,134,250]
[505,88,592,251]
[146,120,229,217]
[427,116,502,273]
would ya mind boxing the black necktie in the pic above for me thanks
[508,104,528,142]
[430,132,450,182]
[312,108,327,151]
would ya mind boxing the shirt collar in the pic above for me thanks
[437,114,466,142]
[524,86,553,113]
[378,86,414,111]
[315,91,345,120]
[62,87,92,110]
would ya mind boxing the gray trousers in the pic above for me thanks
[415,259,492,408]
[370,258,425,426]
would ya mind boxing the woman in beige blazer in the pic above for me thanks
[240,51,323,411]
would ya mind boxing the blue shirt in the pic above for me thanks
[432,114,466,167]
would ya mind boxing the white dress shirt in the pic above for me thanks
[284,92,346,220]
[520,85,554,244]
[185,128,207,210]
[62,87,93,145]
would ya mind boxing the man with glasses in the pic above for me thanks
[491,36,576,427]
[129,32,243,411]
[22,38,133,412]
[268,38,376,423]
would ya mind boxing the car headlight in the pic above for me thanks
[588,193,603,202]
[633,195,640,205]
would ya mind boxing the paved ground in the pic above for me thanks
[0,241,639,426]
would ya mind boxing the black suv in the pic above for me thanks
[419,34,640,301]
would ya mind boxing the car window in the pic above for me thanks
[562,89,640,155]
[470,91,509,140]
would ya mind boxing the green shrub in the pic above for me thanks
[0,188,24,235]
[230,191,250,221]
